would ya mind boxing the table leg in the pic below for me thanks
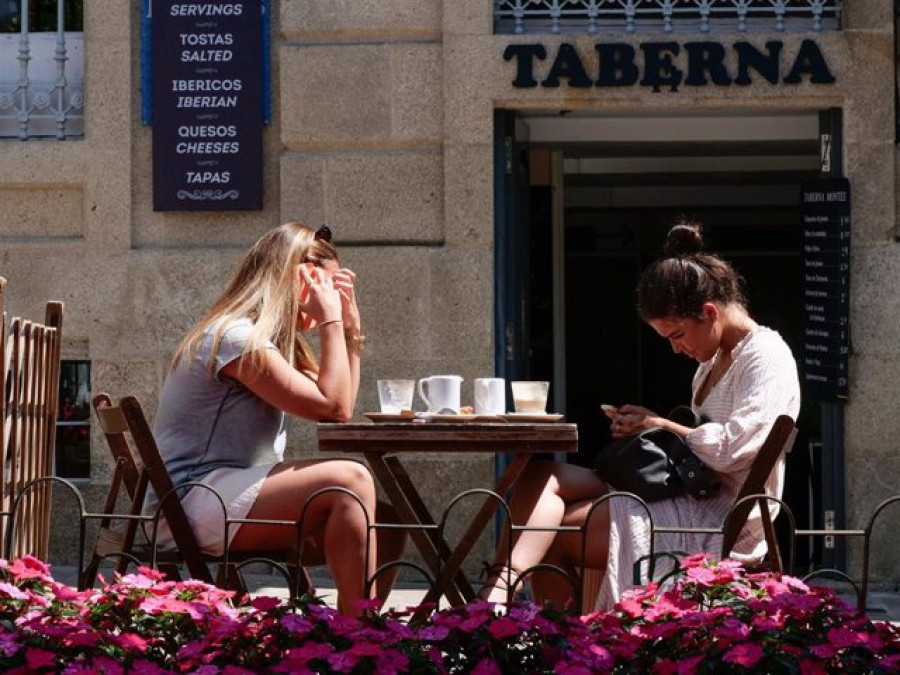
[418,453,533,611]
[384,456,475,600]
[364,453,467,606]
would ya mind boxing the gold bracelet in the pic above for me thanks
[345,334,367,354]
[317,319,343,328]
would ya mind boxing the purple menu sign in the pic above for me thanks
[152,1,262,211]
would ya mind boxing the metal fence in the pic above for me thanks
[0,1,83,139]
[4,477,897,616]
[494,0,842,35]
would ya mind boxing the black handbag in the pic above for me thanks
[592,427,720,502]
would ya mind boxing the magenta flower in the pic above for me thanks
[325,650,360,673]
[723,642,763,668]
[487,616,521,639]
[675,655,704,674]
[472,657,502,675]
[25,646,57,669]
[249,595,281,611]
[376,649,410,672]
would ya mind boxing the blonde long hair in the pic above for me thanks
[171,222,338,376]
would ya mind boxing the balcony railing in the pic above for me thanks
[494,0,842,35]
[0,1,84,139]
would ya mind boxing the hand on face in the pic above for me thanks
[298,262,342,331]
[332,268,361,335]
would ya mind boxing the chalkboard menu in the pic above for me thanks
[151,1,262,211]
[801,178,851,400]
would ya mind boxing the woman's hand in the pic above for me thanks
[609,404,664,438]
[298,263,342,330]
[333,268,362,337]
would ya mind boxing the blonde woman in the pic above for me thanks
[149,222,396,615]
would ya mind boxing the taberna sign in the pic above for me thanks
[503,39,834,92]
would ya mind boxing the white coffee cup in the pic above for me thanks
[511,381,550,414]
[377,379,415,413]
[474,377,505,415]
[417,375,463,413]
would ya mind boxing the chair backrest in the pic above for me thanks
[721,414,798,570]
[0,276,64,560]
[120,395,215,583]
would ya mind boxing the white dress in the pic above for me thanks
[595,326,801,610]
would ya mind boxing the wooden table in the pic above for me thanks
[317,420,578,610]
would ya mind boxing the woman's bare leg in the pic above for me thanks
[529,497,610,610]
[481,461,607,603]
[230,459,377,615]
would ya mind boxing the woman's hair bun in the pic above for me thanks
[663,219,704,258]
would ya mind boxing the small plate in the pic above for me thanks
[419,413,478,422]
[500,413,564,423]
[363,412,416,423]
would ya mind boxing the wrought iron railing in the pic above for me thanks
[0,1,83,139]
[3,477,897,617]
[494,0,842,35]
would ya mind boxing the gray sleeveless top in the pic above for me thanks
[152,318,286,488]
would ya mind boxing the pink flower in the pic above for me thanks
[676,655,704,674]
[418,625,450,641]
[714,618,750,641]
[124,661,171,675]
[0,582,28,600]
[487,616,521,639]
[8,555,51,581]
[723,642,763,668]
[25,646,57,669]
[326,650,360,673]
[116,632,148,652]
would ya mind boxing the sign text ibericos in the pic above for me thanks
[503,39,834,92]
[152,1,263,211]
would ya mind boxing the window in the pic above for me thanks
[0,1,83,32]
[56,360,90,479]
[0,0,84,139]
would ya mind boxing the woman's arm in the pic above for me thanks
[684,337,800,473]
[334,268,362,409]
[220,265,355,421]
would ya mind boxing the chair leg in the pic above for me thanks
[216,564,249,597]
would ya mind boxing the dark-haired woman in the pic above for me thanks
[480,221,800,610]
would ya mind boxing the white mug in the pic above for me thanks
[417,375,463,413]
[474,377,505,415]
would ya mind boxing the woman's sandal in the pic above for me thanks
[478,561,520,604]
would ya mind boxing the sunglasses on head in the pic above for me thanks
[314,224,332,243]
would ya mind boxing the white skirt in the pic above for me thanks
[153,463,278,555]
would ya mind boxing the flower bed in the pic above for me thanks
[0,554,898,673]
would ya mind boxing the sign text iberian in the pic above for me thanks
[503,40,834,92]
[152,1,262,211]
[801,178,850,401]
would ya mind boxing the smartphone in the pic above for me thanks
[600,404,619,418]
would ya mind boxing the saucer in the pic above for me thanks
[418,413,477,423]
[500,413,564,423]
[363,412,416,423]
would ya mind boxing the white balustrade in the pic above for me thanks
[494,0,842,35]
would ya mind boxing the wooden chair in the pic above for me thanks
[581,414,798,609]
[0,277,64,560]
[84,393,314,597]
[720,414,798,572]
